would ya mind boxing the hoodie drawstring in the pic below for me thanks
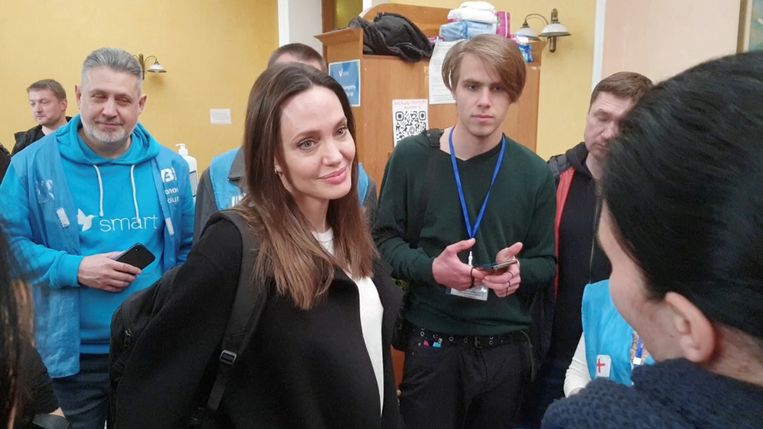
[92,164,142,227]
[92,165,104,217]
[130,165,141,228]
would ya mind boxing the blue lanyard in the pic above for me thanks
[448,127,506,240]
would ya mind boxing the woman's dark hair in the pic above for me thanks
[238,63,377,310]
[601,51,763,341]
[0,224,33,424]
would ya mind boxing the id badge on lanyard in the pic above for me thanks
[449,284,489,301]
[448,251,489,300]
[445,127,506,302]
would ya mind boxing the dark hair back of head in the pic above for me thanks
[590,71,652,107]
[27,79,67,100]
[268,43,325,71]
[602,51,763,340]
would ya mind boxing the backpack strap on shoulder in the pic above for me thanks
[392,129,439,351]
[547,153,569,186]
[204,208,269,414]
[406,129,440,246]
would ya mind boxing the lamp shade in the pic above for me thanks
[540,22,570,37]
[515,22,540,40]
[147,62,167,74]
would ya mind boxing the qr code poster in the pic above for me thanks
[392,99,428,146]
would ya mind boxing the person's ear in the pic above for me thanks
[138,94,147,114]
[665,292,716,363]
[75,85,82,109]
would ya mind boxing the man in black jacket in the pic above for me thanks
[13,79,70,155]
[0,143,9,181]
[522,72,652,427]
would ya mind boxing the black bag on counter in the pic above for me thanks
[349,12,433,62]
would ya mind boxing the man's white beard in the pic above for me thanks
[83,124,129,148]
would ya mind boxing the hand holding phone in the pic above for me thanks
[116,243,155,269]
[475,258,518,273]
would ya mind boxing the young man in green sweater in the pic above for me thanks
[374,35,556,428]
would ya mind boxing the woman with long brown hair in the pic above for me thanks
[0,222,30,427]
[0,224,65,429]
[114,63,403,428]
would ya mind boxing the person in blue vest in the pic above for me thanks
[0,47,194,429]
[563,279,654,396]
[194,43,377,240]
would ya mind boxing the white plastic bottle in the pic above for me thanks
[176,143,198,199]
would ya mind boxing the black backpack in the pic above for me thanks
[109,209,268,427]
[349,12,433,62]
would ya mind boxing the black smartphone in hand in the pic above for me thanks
[476,259,517,273]
[116,243,155,269]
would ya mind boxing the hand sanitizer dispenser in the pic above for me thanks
[176,143,198,198]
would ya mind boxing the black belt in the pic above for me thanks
[412,326,528,349]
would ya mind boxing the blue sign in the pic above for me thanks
[328,59,361,107]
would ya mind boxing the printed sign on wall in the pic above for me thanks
[329,60,361,107]
[392,99,428,146]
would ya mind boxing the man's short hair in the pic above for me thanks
[441,35,526,103]
[590,72,653,107]
[267,43,326,71]
[81,48,143,93]
[27,79,67,101]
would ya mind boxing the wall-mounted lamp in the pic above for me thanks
[134,53,167,79]
[515,8,571,53]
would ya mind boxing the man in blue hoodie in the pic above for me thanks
[0,47,194,428]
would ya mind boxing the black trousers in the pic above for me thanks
[399,330,532,429]
[520,357,569,428]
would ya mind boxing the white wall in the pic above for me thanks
[597,0,741,84]
[278,0,323,52]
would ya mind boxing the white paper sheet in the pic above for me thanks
[428,39,461,105]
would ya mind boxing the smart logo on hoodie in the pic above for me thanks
[77,209,95,232]
[76,208,160,233]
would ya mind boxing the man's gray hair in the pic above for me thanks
[81,48,143,92]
